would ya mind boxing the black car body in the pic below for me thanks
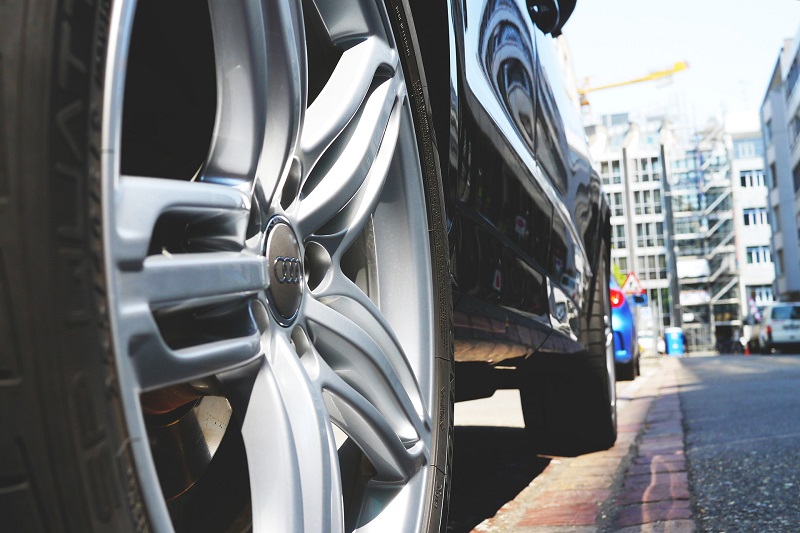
[409,0,612,413]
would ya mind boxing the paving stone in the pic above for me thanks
[561,465,619,477]
[639,439,685,451]
[533,488,612,507]
[546,474,613,491]
[636,449,685,460]
[616,480,691,505]
[627,460,686,476]
[615,500,693,528]
[615,520,696,533]
[623,472,689,490]
[517,502,600,527]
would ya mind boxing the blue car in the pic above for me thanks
[610,281,639,381]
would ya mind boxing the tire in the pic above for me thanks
[1,1,453,532]
[519,242,617,456]
[615,360,635,382]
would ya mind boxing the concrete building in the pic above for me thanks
[761,32,800,300]
[588,114,675,337]
[727,113,775,316]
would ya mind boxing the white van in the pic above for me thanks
[756,303,800,353]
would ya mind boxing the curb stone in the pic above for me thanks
[470,357,694,532]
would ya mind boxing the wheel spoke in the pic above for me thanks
[120,302,262,391]
[297,77,402,240]
[203,0,304,203]
[234,333,344,532]
[310,0,389,45]
[303,296,427,447]
[300,37,397,174]
[113,176,250,265]
[298,335,425,482]
[120,252,268,309]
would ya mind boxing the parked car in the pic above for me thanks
[2,0,612,531]
[610,284,639,380]
[752,303,800,353]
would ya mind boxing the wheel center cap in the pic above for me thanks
[265,218,303,326]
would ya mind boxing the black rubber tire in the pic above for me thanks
[386,0,455,529]
[519,242,617,457]
[1,2,147,531]
[615,360,636,382]
[0,0,454,531]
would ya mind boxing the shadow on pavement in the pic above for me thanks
[446,426,550,533]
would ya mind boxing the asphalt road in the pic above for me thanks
[679,354,800,532]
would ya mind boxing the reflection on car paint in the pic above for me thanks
[447,0,609,364]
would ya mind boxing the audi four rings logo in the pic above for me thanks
[273,256,302,284]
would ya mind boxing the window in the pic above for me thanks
[612,223,626,249]
[769,163,777,189]
[774,206,781,232]
[794,163,800,193]
[778,249,785,274]
[743,208,768,226]
[674,218,701,235]
[636,253,667,280]
[633,187,663,215]
[747,285,774,305]
[772,306,800,320]
[614,257,628,273]
[610,191,624,217]
[789,56,800,100]
[764,120,772,145]
[733,139,764,160]
[673,192,700,213]
[739,170,765,188]
[611,160,621,184]
[635,222,665,248]
[634,156,661,183]
[792,115,800,149]
[745,246,771,264]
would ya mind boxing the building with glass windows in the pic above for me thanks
[761,32,800,300]
[588,114,675,338]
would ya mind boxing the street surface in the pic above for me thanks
[679,354,800,531]
[447,354,800,532]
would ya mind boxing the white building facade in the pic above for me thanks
[728,113,775,315]
[589,114,673,336]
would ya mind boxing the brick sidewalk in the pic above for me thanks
[471,357,694,532]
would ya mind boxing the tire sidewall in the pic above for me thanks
[384,1,454,530]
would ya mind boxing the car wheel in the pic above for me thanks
[615,360,635,381]
[1,0,453,531]
[519,241,617,456]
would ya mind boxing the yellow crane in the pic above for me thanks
[578,61,689,107]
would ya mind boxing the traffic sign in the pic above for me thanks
[621,272,646,295]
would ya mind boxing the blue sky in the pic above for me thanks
[564,0,800,126]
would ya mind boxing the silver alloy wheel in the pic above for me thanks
[102,0,438,531]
